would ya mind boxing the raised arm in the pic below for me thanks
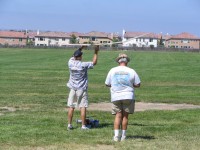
[92,45,99,65]
[79,46,87,51]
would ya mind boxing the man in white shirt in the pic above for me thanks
[105,53,141,141]
[67,46,99,130]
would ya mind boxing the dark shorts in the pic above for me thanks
[112,100,135,115]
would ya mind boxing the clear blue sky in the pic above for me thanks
[0,0,200,36]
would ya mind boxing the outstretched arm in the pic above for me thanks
[93,46,99,65]
[79,46,87,51]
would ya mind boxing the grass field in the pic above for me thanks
[0,48,200,150]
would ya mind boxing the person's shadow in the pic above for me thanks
[126,135,155,140]
[98,122,156,140]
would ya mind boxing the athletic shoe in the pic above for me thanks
[67,126,73,131]
[113,136,120,142]
[81,126,90,130]
[121,136,126,141]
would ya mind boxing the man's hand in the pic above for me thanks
[94,45,99,53]
[79,46,87,51]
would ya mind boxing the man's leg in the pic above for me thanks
[113,112,122,141]
[80,107,86,126]
[67,89,76,129]
[68,107,75,125]
[121,110,128,140]
[114,112,122,130]
[122,110,129,130]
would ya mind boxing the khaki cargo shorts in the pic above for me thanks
[67,89,88,108]
[112,100,135,115]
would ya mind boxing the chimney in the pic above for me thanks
[37,30,39,35]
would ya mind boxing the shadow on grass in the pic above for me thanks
[97,123,113,128]
[98,122,155,128]
[127,135,156,140]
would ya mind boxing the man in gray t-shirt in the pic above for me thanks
[66,46,99,130]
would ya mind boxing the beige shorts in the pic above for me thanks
[67,89,88,108]
[112,100,135,115]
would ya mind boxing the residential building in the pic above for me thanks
[35,31,71,46]
[78,31,118,45]
[0,30,27,46]
[122,31,159,48]
[26,31,37,46]
[165,32,200,49]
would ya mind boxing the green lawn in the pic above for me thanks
[0,48,200,150]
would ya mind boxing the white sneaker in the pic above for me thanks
[113,136,120,142]
[121,136,126,141]
[81,126,90,130]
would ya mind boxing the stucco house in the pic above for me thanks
[0,30,27,46]
[35,31,71,47]
[165,32,200,49]
[122,31,160,48]
[78,31,118,45]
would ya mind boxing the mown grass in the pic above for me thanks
[0,48,200,149]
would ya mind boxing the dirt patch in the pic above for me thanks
[88,102,200,112]
[1,102,200,116]
[0,107,16,116]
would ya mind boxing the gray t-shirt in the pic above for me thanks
[67,57,94,90]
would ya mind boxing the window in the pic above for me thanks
[91,37,95,41]
[19,38,22,42]
[62,38,65,41]
[150,38,153,42]
[39,37,44,41]
[182,40,189,44]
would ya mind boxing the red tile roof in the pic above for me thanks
[124,31,160,39]
[79,31,115,39]
[27,31,37,38]
[35,31,71,38]
[69,32,83,37]
[0,31,27,38]
[169,32,200,40]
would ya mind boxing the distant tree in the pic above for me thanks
[159,36,164,46]
[26,40,34,46]
[112,37,119,47]
[70,34,77,44]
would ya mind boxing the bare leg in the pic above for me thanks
[114,112,122,130]
[80,107,86,126]
[68,107,75,124]
[122,110,129,130]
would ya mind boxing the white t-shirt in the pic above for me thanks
[105,66,141,102]
[67,57,93,90]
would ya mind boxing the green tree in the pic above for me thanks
[112,37,120,47]
[70,34,77,44]
[159,36,164,46]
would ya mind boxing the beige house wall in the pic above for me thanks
[79,36,112,44]
[165,39,200,49]
[0,37,27,46]
[35,37,70,46]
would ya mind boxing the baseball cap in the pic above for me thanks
[116,53,130,63]
[73,49,83,57]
